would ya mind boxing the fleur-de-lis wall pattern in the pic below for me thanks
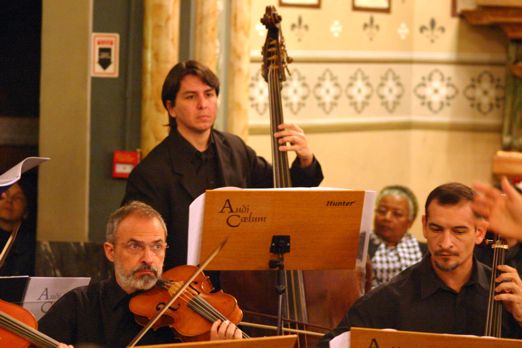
[248,3,505,126]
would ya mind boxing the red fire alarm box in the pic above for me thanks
[112,150,140,179]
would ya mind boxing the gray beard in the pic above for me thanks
[115,263,162,291]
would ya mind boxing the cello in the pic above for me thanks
[484,234,508,337]
[0,298,62,348]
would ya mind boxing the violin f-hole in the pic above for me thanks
[156,302,180,313]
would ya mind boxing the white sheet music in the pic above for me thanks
[0,157,49,188]
[187,191,206,264]
[330,330,350,348]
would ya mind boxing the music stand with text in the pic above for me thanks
[350,327,522,348]
[187,188,375,338]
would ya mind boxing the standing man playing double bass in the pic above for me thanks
[39,201,241,347]
[122,60,323,270]
[319,183,522,347]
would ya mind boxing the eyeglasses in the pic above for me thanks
[119,240,168,255]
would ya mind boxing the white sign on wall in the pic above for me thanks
[91,33,119,78]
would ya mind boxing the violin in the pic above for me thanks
[0,298,61,348]
[129,265,249,341]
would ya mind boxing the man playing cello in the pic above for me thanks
[319,183,522,346]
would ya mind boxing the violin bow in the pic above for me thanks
[127,237,229,347]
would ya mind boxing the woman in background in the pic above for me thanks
[369,185,427,288]
[0,175,37,275]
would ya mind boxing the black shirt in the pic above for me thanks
[318,255,522,347]
[178,131,223,193]
[38,276,179,347]
[0,223,35,276]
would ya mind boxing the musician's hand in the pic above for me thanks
[472,177,522,241]
[274,123,314,168]
[495,264,522,325]
[57,344,73,348]
[210,319,242,340]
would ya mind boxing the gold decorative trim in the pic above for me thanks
[248,116,502,134]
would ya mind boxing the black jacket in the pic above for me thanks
[123,129,323,268]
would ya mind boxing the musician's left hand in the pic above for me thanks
[210,319,242,340]
[274,123,314,168]
[495,264,522,325]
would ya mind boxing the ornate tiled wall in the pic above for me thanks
[246,0,506,238]
[247,0,507,131]
[248,59,505,125]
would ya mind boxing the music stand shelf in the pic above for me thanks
[350,327,522,348]
[135,334,297,348]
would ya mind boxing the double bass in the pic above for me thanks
[221,6,367,347]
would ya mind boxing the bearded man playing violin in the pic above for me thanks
[319,183,522,347]
[39,201,242,347]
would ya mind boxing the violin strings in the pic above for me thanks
[0,311,58,348]
[159,280,250,338]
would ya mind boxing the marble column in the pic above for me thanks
[194,0,218,72]
[226,0,251,139]
[141,0,180,156]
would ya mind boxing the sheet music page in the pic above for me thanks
[0,157,49,188]
[330,330,350,348]
[358,191,376,270]
[187,192,206,265]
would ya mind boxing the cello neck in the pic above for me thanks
[484,235,508,337]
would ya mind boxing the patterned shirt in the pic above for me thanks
[369,232,424,288]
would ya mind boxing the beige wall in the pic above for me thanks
[248,129,500,238]
[246,0,506,240]
[39,0,92,241]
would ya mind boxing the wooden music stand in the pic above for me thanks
[350,327,522,348]
[187,188,375,337]
[135,335,297,348]
[187,188,376,271]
